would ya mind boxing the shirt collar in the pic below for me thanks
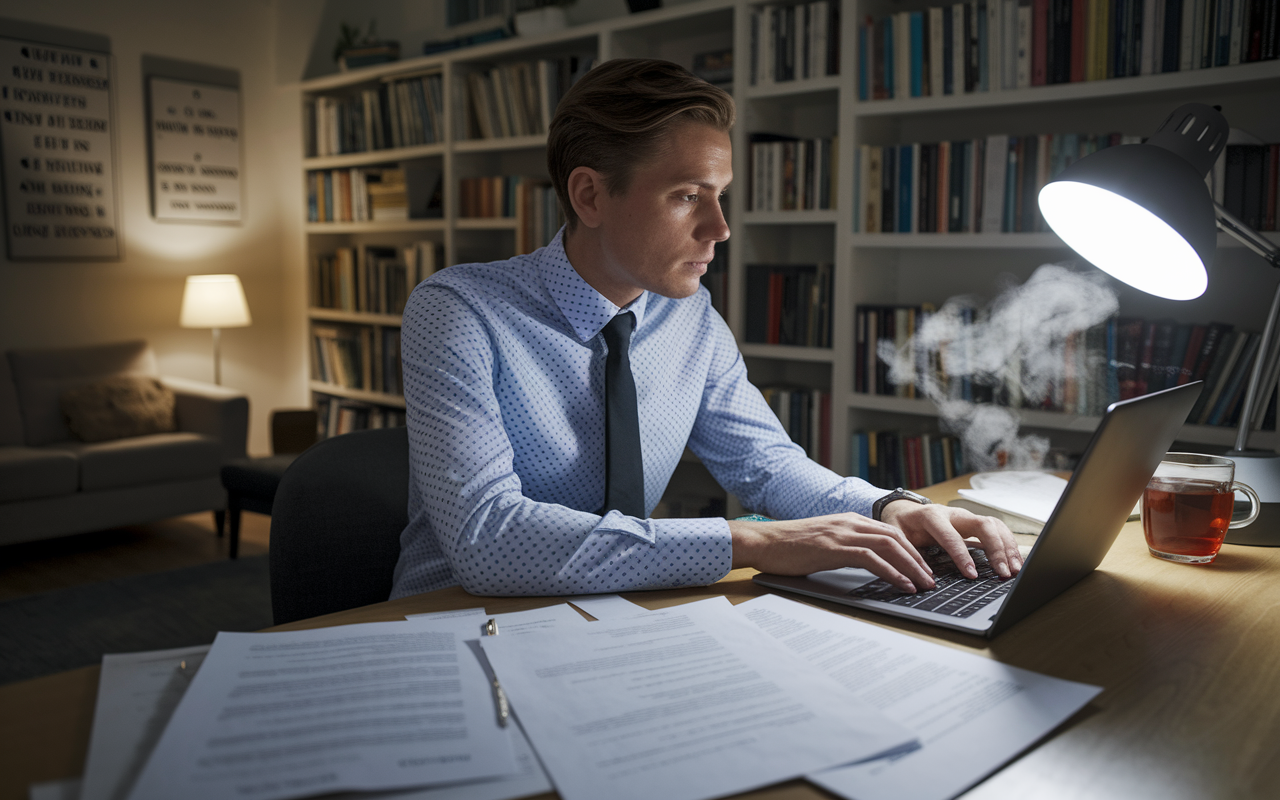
[540,226,648,343]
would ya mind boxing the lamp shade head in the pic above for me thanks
[1038,103,1229,302]
[180,274,252,328]
[1039,144,1217,300]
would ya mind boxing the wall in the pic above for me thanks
[0,0,322,455]
[0,0,654,453]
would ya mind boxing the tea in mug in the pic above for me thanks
[1142,478,1234,562]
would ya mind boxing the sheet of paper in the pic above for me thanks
[80,645,212,800]
[564,593,648,619]
[489,604,589,635]
[480,596,915,800]
[323,721,552,800]
[126,618,520,800]
[404,608,488,622]
[407,603,587,637]
[737,594,1101,800]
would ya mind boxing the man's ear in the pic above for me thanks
[566,166,607,229]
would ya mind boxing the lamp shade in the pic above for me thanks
[1038,103,1228,302]
[180,274,252,328]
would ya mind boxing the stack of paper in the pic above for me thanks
[54,593,1101,800]
[951,470,1070,533]
[951,470,1139,534]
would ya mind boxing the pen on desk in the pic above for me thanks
[485,618,509,727]
[492,678,510,727]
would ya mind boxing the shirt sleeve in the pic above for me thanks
[393,284,732,598]
[687,310,889,520]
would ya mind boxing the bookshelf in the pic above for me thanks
[298,0,1280,487]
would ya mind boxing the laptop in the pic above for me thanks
[753,381,1202,638]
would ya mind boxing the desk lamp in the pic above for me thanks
[180,274,252,386]
[1039,103,1280,546]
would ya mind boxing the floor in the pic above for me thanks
[0,512,272,602]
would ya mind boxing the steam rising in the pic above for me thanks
[879,264,1119,471]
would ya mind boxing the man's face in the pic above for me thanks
[593,122,732,301]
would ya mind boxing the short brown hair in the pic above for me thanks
[547,58,735,231]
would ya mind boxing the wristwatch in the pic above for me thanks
[872,487,932,521]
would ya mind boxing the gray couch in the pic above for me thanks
[0,340,248,546]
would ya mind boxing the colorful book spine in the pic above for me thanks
[857,0,1279,100]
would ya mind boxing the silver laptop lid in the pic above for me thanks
[986,381,1202,637]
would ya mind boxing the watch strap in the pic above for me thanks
[872,487,932,521]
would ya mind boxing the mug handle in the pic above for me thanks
[1229,481,1262,529]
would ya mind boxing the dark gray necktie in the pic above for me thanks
[600,312,644,517]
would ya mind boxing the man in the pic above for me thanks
[390,59,1020,599]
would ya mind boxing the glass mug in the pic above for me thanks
[1141,453,1261,564]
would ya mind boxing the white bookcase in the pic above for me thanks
[298,0,1280,488]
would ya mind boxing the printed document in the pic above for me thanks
[479,596,915,800]
[80,644,211,800]
[126,618,520,800]
[408,603,588,635]
[565,593,648,619]
[737,595,1102,800]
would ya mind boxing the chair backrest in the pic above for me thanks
[270,426,409,625]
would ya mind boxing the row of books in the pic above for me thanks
[311,242,440,314]
[745,263,835,348]
[749,135,838,212]
[857,0,1280,102]
[1223,143,1280,231]
[315,393,407,440]
[761,386,833,467]
[307,73,444,157]
[855,303,1279,429]
[850,431,967,491]
[853,131,1138,233]
[464,56,594,141]
[513,180,563,255]
[460,175,544,218]
[307,165,444,224]
[748,1,842,85]
[311,324,405,396]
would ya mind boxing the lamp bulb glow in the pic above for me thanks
[1039,181,1208,300]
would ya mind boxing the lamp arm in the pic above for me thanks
[1218,202,1280,453]
[1215,201,1280,268]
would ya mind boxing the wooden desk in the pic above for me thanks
[4,475,1280,800]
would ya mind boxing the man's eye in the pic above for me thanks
[684,194,699,202]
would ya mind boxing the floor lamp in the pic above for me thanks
[180,274,252,386]
[1039,102,1280,546]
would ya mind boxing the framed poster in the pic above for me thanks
[0,35,120,259]
[148,76,241,223]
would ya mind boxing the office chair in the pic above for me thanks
[269,426,409,626]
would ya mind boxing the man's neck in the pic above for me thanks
[562,226,644,308]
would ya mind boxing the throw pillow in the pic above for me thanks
[60,376,177,442]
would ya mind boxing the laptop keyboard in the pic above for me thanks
[846,547,1014,619]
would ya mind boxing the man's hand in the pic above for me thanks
[729,503,1021,593]
[879,501,1022,580]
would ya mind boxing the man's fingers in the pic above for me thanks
[918,513,980,579]
[966,515,1022,579]
[852,548,920,594]
[859,535,935,591]
[879,521,932,575]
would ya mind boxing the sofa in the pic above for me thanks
[0,340,248,547]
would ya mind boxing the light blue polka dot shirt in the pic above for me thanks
[390,228,889,598]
